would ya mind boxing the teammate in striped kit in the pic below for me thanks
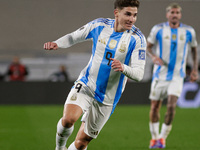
[147,3,198,149]
[44,0,146,150]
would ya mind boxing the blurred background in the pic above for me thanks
[0,0,200,106]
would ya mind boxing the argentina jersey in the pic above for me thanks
[55,18,146,110]
[147,22,197,81]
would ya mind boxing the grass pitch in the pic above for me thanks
[0,105,199,150]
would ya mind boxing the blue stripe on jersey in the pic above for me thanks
[80,26,105,84]
[94,31,123,103]
[180,30,192,77]
[152,29,163,80]
[111,36,136,114]
[166,28,178,80]
[89,18,114,27]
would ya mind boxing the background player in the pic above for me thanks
[44,0,146,150]
[147,3,198,149]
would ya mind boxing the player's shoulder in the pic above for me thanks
[152,22,167,30]
[180,23,196,31]
[130,25,145,37]
[130,25,146,47]
[88,18,114,26]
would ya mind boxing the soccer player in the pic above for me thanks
[147,3,198,149]
[44,0,146,149]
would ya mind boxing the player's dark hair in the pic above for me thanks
[114,0,140,9]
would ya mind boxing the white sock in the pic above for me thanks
[56,118,74,149]
[149,122,159,140]
[159,123,172,139]
[68,141,87,150]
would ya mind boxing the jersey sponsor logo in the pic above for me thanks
[109,39,117,49]
[119,41,126,53]
[138,50,145,60]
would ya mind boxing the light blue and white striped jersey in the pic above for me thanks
[147,22,197,81]
[55,18,146,110]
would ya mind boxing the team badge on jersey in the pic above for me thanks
[109,40,117,49]
[172,34,177,40]
[139,50,145,60]
[70,93,77,101]
[119,41,126,53]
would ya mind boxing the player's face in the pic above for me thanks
[114,7,138,32]
[166,8,182,25]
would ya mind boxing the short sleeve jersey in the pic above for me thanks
[147,22,197,81]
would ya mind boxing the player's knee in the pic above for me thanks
[75,139,89,150]
[62,117,76,128]
[151,105,159,113]
[167,103,176,113]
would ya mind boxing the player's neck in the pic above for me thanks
[169,22,180,28]
[114,20,126,32]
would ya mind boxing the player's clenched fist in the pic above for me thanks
[110,58,124,72]
[43,42,58,50]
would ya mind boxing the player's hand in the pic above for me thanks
[152,56,164,66]
[110,58,124,72]
[43,42,58,50]
[190,69,198,82]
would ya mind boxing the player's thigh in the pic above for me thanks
[65,81,92,113]
[64,82,93,123]
[168,79,184,98]
[149,80,169,100]
[82,100,113,139]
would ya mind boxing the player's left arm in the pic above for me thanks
[189,27,198,82]
[190,47,199,82]
[117,37,146,82]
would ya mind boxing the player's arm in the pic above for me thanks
[190,47,199,82]
[114,36,147,82]
[122,49,146,81]
[110,58,124,72]
[44,21,93,50]
[110,56,145,82]
[147,42,164,66]
[147,25,165,66]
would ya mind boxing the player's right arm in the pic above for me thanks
[147,42,164,66]
[147,24,164,66]
[44,19,100,50]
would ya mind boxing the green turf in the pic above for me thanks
[0,105,199,150]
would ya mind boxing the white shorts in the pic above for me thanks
[149,79,184,100]
[65,81,113,139]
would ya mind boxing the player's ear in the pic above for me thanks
[114,8,119,18]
